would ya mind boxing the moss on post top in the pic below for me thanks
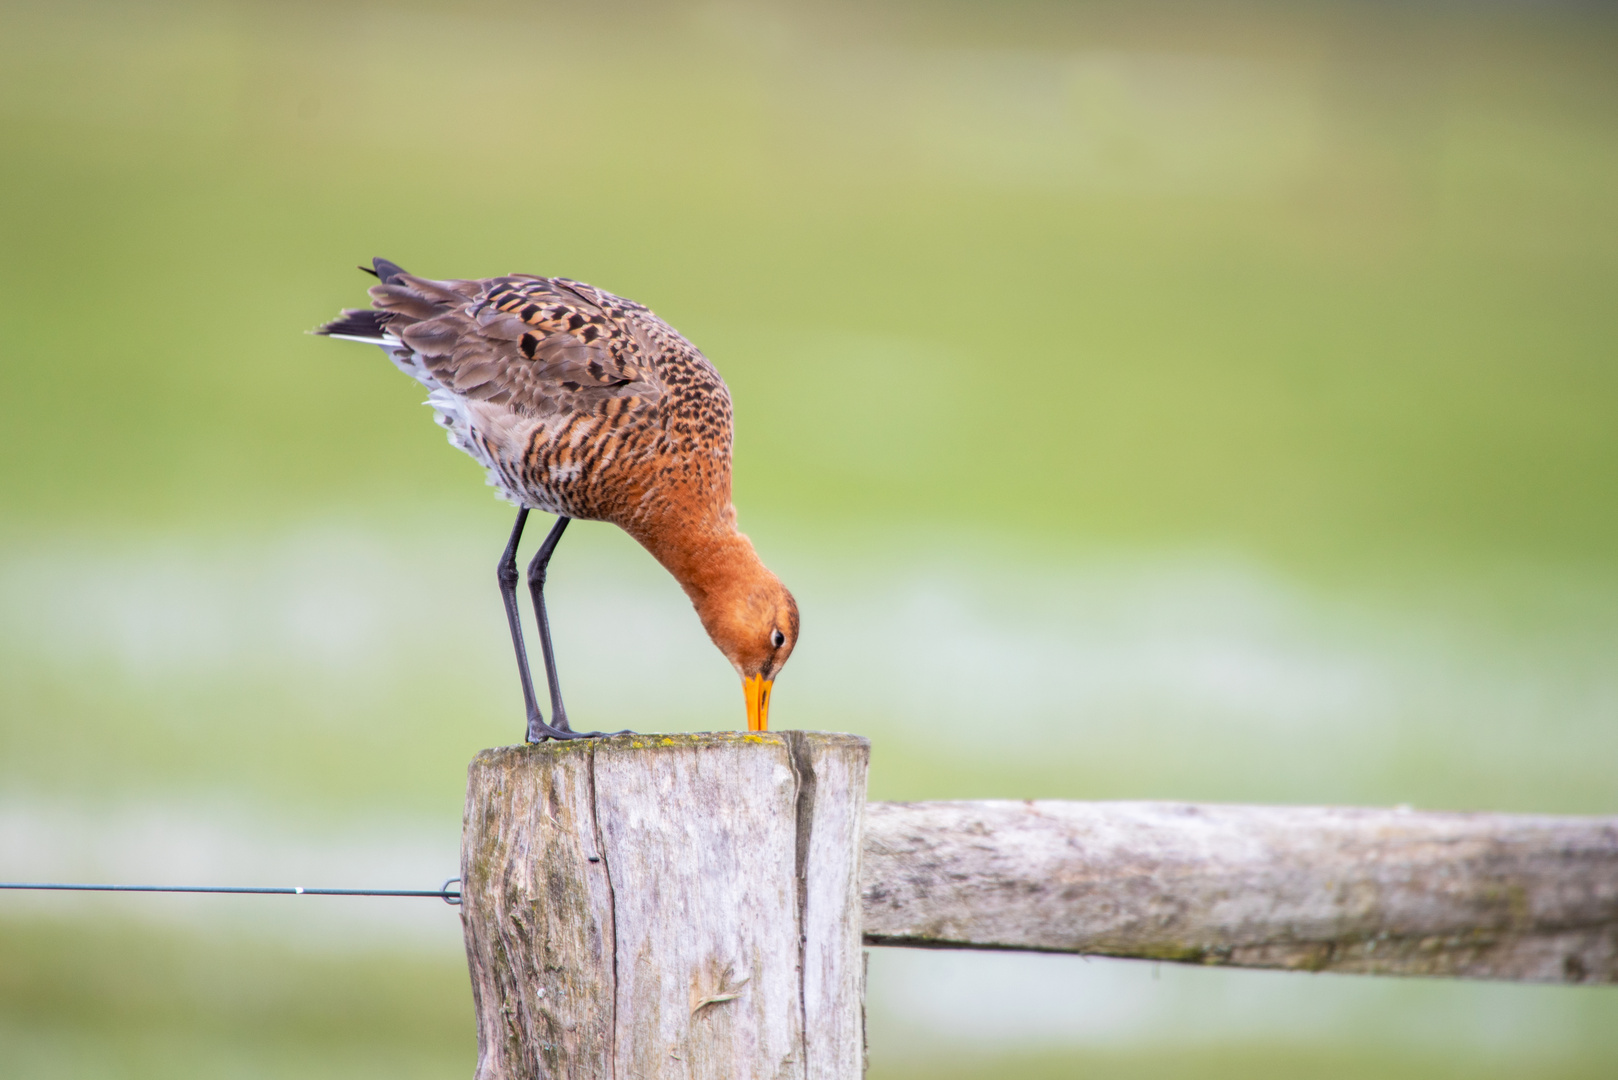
[471,729,869,771]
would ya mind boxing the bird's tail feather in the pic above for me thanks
[371,257,409,285]
[315,257,480,343]
[313,307,392,343]
[315,257,416,342]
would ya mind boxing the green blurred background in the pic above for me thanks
[2,0,1616,1076]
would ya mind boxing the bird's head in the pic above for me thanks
[697,569,799,732]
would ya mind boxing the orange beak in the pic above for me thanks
[744,673,774,732]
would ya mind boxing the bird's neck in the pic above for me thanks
[627,507,768,617]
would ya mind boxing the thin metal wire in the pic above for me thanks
[0,878,462,905]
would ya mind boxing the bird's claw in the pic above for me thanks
[525,716,633,743]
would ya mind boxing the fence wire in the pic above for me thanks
[0,879,462,904]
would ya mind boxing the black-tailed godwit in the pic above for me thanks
[317,259,798,741]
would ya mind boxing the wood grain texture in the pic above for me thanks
[462,732,869,1080]
[791,733,868,1080]
[862,801,1618,984]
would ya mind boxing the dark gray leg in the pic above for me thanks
[496,509,602,742]
[527,516,573,732]
[496,508,543,734]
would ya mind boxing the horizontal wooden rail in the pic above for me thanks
[860,800,1618,984]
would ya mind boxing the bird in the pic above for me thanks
[316,258,798,742]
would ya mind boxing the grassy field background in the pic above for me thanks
[2,0,1616,1075]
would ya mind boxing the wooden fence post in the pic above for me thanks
[460,731,870,1080]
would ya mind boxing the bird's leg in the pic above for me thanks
[496,508,547,740]
[499,510,596,741]
[520,515,628,741]
[527,515,573,732]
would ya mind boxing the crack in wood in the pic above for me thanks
[785,731,818,1080]
[586,741,619,1080]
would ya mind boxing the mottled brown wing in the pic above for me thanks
[372,273,664,416]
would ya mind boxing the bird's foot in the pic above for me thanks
[525,714,632,742]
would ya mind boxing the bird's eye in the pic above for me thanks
[771,629,786,649]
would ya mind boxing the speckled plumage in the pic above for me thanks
[329,269,734,540]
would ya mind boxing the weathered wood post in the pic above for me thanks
[461,731,870,1080]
